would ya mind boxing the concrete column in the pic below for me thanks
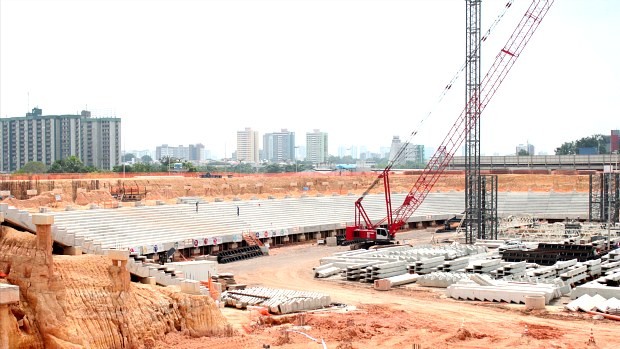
[105,250,130,291]
[32,214,54,276]
[0,304,9,349]
[32,214,54,253]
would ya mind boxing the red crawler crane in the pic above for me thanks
[345,0,555,249]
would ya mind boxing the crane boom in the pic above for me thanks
[350,0,554,239]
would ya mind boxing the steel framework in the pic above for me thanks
[589,173,620,224]
[480,174,498,240]
[464,0,482,244]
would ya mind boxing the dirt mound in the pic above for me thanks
[74,190,116,206]
[0,226,230,348]
[0,191,66,210]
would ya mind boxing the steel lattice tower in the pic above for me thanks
[465,0,482,244]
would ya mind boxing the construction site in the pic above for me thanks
[2,0,620,348]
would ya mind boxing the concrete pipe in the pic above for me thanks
[524,295,546,310]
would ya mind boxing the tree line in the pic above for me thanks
[12,133,614,174]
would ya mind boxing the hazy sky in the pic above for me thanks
[1,0,618,159]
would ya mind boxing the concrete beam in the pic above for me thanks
[64,246,82,255]
[0,284,19,304]
[32,214,54,225]
[104,249,129,261]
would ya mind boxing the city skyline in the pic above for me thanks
[1,0,618,159]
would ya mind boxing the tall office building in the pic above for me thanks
[236,127,259,163]
[612,130,619,153]
[263,129,295,162]
[388,136,424,165]
[155,144,204,163]
[305,129,328,165]
[516,143,535,155]
[0,108,121,171]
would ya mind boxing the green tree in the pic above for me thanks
[141,155,153,163]
[48,156,95,173]
[122,153,135,162]
[517,149,530,156]
[556,134,609,155]
[263,163,283,173]
[17,161,47,174]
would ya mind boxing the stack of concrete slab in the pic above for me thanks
[417,272,470,288]
[220,287,331,314]
[446,278,563,304]
[565,294,620,314]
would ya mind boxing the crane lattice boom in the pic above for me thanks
[356,0,554,235]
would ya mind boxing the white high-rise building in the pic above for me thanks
[263,129,295,162]
[389,136,424,165]
[306,129,328,165]
[236,127,259,163]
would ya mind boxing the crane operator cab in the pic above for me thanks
[375,227,391,241]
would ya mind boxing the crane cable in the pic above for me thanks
[360,0,515,198]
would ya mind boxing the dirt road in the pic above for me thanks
[157,230,618,349]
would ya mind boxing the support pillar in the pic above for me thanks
[32,214,54,275]
[0,284,20,349]
[105,250,130,291]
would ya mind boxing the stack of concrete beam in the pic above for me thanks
[565,294,620,314]
[373,273,419,290]
[313,263,341,278]
[582,259,603,278]
[526,264,558,280]
[220,287,331,314]
[344,262,378,281]
[408,256,445,275]
[446,278,562,304]
[465,259,502,274]
[491,261,527,279]
[211,273,239,290]
[359,260,408,283]
[570,278,620,300]
[554,259,578,276]
[559,265,589,285]
[436,257,470,272]
[417,272,470,288]
[601,251,620,275]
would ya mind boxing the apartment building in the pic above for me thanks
[0,108,121,171]
[236,127,259,163]
[305,129,328,165]
[263,129,295,162]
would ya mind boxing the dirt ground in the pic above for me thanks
[3,173,612,348]
[154,230,618,349]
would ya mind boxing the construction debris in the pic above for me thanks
[220,287,331,314]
